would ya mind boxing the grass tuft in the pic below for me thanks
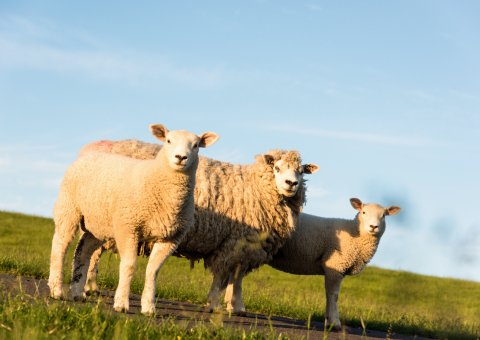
[0,290,283,339]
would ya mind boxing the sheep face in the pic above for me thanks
[264,152,319,198]
[150,124,219,171]
[350,198,401,236]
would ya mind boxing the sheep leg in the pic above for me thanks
[70,231,103,300]
[324,270,343,330]
[224,281,234,310]
[206,272,228,312]
[113,234,138,313]
[224,266,246,314]
[141,241,177,315]
[48,203,81,299]
[84,244,106,295]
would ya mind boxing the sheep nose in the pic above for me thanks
[370,225,378,230]
[175,155,188,161]
[285,180,298,186]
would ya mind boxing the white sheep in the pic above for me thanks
[48,125,219,314]
[78,139,319,313]
[265,198,401,329]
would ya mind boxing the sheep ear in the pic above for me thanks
[199,132,219,148]
[350,198,363,211]
[385,206,401,216]
[302,163,319,174]
[263,154,275,166]
[150,124,169,142]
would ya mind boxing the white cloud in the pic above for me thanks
[449,89,479,101]
[262,124,441,147]
[0,15,224,89]
[0,145,69,174]
[30,160,69,172]
[405,90,439,101]
[0,143,67,216]
[306,4,323,12]
[0,144,58,152]
[208,147,249,164]
[305,185,328,199]
[0,157,11,167]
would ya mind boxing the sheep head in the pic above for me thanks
[350,198,401,237]
[260,150,319,198]
[150,124,219,172]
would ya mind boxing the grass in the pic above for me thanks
[1,210,480,339]
[0,290,279,339]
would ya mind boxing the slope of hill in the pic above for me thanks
[0,211,478,339]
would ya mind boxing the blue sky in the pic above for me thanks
[0,1,479,282]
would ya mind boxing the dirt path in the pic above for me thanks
[0,273,429,339]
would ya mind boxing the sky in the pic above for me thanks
[0,1,479,282]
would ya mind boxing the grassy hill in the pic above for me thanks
[0,210,479,339]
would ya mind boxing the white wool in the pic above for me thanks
[269,198,401,329]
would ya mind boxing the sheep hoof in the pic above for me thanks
[113,306,129,313]
[227,305,246,316]
[326,320,342,332]
[72,294,86,302]
[205,304,222,313]
[113,302,129,313]
[141,305,156,316]
[85,289,100,297]
[233,310,246,316]
[48,284,64,300]
[332,324,342,332]
[49,292,63,300]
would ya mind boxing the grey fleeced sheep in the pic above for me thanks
[79,139,319,313]
[48,125,219,314]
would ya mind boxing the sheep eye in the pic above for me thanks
[274,166,280,172]
[193,143,198,148]
[167,139,171,144]
[362,211,366,214]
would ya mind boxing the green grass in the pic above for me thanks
[0,291,280,339]
[1,210,479,339]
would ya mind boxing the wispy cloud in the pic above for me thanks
[305,4,323,12]
[262,124,441,147]
[405,90,439,101]
[208,147,249,164]
[449,89,479,101]
[0,15,224,89]
[0,144,58,152]
[0,157,11,167]
[0,142,68,216]
[0,143,70,174]
[304,185,328,198]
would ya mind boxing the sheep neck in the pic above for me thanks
[139,148,197,241]
[249,162,303,239]
[346,216,381,275]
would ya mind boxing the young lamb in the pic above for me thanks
[48,125,219,314]
[266,198,401,329]
[78,139,319,313]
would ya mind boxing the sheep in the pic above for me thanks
[264,198,401,329]
[47,124,219,315]
[78,139,319,313]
